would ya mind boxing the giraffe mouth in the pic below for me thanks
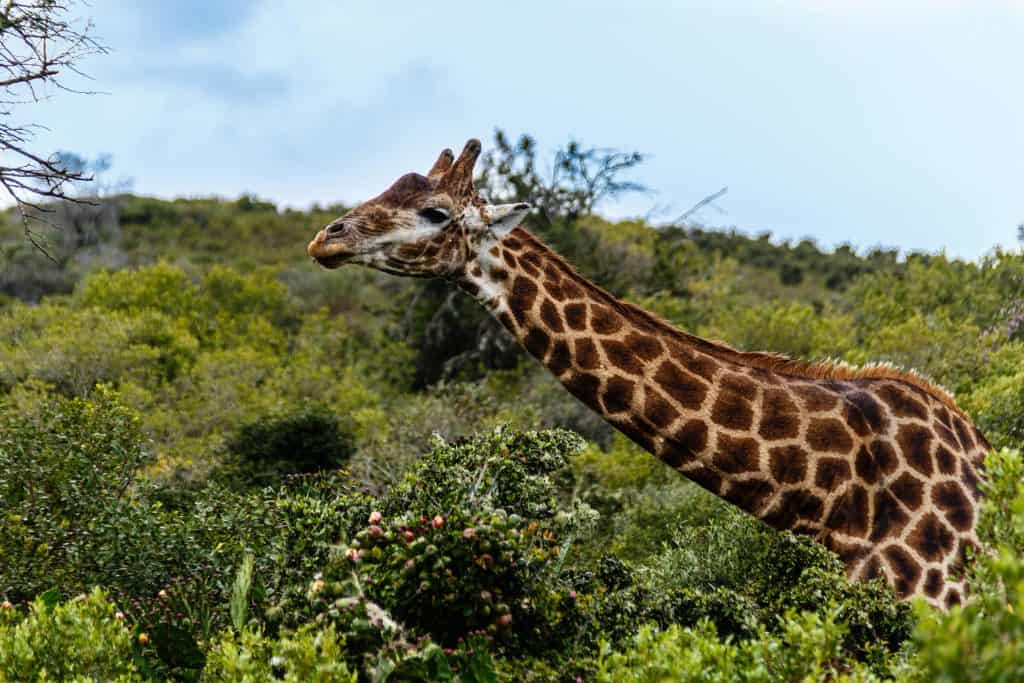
[307,229,355,269]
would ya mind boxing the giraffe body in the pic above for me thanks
[308,139,989,608]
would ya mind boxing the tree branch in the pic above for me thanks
[675,186,729,224]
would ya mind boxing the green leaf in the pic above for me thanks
[37,588,61,610]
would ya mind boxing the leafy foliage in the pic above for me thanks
[2,132,1024,678]
[0,588,141,682]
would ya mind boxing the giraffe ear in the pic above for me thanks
[486,202,532,236]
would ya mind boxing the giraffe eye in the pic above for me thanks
[419,207,450,224]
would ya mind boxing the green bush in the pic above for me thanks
[0,588,141,682]
[224,408,357,487]
[0,303,199,394]
[594,610,881,683]
[203,624,356,682]
[963,368,1024,450]
[702,301,856,361]
[382,427,586,521]
[0,387,152,601]
[639,509,911,668]
[303,429,594,658]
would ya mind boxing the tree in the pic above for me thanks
[1,1,106,248]
[476,129,647,222]
[48,152,128,254]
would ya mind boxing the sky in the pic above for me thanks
[21,0,1024,258]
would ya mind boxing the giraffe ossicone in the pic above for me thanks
[308,138,990,609]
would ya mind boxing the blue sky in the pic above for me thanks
[26,1,1023,258]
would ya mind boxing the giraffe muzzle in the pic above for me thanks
[307,228,355,269]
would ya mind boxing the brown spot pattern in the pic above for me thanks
[666,420,709,462]
[815,457,852,490]
[825,484,870,538]
[540,299,563,332]
[932,482,973,531]
[574,338,599,370]
[653,361,708,410]
[723,479,774,515]
[908,513,955,562]
[643,390,679,429]
[591,305,621,334]
[565,303,587,331]
[602,339,642,374]
[807,418,854,453]
[793,384,839,412]
[897,424,934,476]
[769,445,808,484]
[713,434,761,474]
[883,545,922,598]
[711,390,755,431]
[870,490,910,543]
[602,376,635,414]
[877,384,928,420]
[759,388,801,440]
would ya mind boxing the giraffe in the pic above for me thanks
[307,139,990,608]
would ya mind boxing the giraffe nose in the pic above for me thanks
[325,220,346,236]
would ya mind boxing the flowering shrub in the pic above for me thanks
[289,428,594,665]
[319,507,582,649]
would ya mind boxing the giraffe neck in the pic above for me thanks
[458,226,780,516]
[456,226,987,611]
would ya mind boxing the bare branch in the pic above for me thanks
[675,186,729,224]
[1,0,107,243]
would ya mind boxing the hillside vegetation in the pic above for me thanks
[2,149,1024,679]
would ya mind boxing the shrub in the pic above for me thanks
[203,624,357,682]
[703,301,856,361]
[594,610,879,683]
[964,370,1024,450]
[0,303,199,394]
[0,387,152,601]
[0,588,141,681]
[319,506,582,652]
[640,509,911,667]
[382,427,587,521]
[76,261,197,318]
[301,429,594,658]
[224,408,357,488]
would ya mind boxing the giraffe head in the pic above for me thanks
[307,139,531,278]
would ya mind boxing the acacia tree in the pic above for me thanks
[476,129,647,222]
[1,1,105,247]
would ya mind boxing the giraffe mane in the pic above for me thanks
[673,334,962,412]
[512,228,963,414]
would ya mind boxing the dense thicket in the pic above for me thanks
[1,149,1023,679]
